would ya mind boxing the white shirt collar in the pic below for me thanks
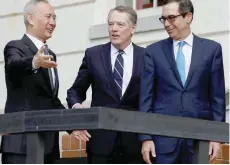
[173,32,194,47]
[111,42,133,55]
[26,33,45,50]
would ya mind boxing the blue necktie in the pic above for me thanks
[176,41,186,86]
[113,50,124,99]
[44,44,55,90]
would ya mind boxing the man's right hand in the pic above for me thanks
[72,103,91,141]
[72,103,86,109]
[33,46,57,68]
[141,140,156,164]
[72,130,91,142]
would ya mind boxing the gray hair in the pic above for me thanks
[108,5,138,25]
[23,0,49,26]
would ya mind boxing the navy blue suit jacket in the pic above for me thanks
[139,35,225,154]
[67,42,145,156]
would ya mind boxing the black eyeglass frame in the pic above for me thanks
[159,13,188,24]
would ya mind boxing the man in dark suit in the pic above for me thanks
[67,5,145,164]
[139,0,225,164]
[1,0,64,163]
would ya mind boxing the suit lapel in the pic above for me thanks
[184,35,203,88]
[39,50,54,93]
[53,67,59,96]
[22,34,54,93]
[163,38,184,87]
[100,43,120,99]
[48,50,59,95]
[122,43,142,99]
[22,34,38,56]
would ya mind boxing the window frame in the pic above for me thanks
[134,0,164,10]
[89,0,164,40]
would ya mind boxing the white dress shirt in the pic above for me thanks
[72,43,134,108]
[111,43,133,96]
[26,33,56,86]
[173,32,194,79]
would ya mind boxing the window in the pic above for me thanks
[135,0,164,10]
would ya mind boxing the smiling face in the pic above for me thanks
[108,10,136,50]
[27,2,56,42]
[162,2,192,40]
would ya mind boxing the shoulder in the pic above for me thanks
[195,35,221,48]
[4,39,22,49]
[194,35,222,55]
[133,43,145,52]
[4,39,24,53]
[132,44,145,58]
[86,42,110,53]
[147,38,168,48]
[84,42,111,60]
[145,38,169,53]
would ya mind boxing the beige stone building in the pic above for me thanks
[0,0,229,163]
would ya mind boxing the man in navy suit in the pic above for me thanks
[139,0,225,164]
[66,6,145,164]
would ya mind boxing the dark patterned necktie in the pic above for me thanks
[44,44,55,90]
[113,50,124,99]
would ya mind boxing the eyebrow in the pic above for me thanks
[44,13,56,16]
[109,21,126,24]
[162,14,180,17]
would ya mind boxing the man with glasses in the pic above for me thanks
[139,0,225,164]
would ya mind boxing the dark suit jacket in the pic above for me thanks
[1,34,65,155]
[139,35,226,154]
[67,42,145,156]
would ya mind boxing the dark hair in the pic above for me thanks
[162,0,194,16]
[108,5,137,25]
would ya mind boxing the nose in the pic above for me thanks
[49,17,56,26]
[111,24,118,32]
[164,19,170,27]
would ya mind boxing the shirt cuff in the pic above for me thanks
[72,103,79,109]
[139,134,152,142]
[32,57,39,71]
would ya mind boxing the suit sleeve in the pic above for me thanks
[66,49,91,108]
[4,41,34,75]
[139,49,156,142]
[210,44,226,122]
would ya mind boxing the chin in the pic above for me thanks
[46,32,53,38]
[111,41,120,46]
[169,33,176,40]
[45,35,52,40]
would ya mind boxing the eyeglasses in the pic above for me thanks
[159,13,187,24]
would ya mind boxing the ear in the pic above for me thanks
[185,12,193,24]
[27,13,34,25]
[131,24,137,35]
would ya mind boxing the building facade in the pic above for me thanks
[0,0,229,162]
